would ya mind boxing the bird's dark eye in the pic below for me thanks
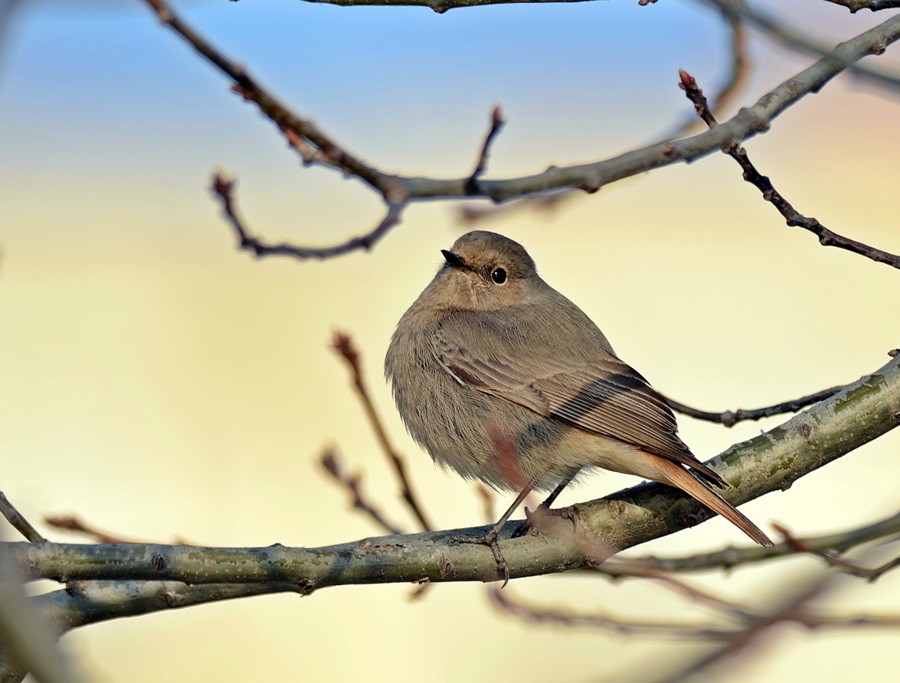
[491,268,507,285]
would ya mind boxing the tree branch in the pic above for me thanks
[664,384,846,427]
[330,331,434,531]
[35,580,308,634]
[702,0,900,90]
[319,447,406,536]
[773,522,900,581]
[680,70,900,269]
[143,0,900,258]
[651,540,900,683]
[599,508,900,575]
[211,173,405,260]
[0,492,45,543]
[6,354,898,592]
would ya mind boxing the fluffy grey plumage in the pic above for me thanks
[385,230,771,546]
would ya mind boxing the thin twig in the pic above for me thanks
[464,105,506,193]
[661,2,751,140]
[0,492,45,543]
[487,585,739,639]
[679,69,900,270]
[655,576,833,683]
[44,515,194,546]
[664,384,845,427]
[774,522,900,582]
[593,509,900,576]
[211,173,404,261]
[605,561,758,622]
[319,447,405,535]
[331,331,434,531]
[44,516,137,545]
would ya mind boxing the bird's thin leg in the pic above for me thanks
[512,469,580,538]
[487,483,535,539]
[450,483,534,587]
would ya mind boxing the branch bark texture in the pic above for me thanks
[8,355,899,592]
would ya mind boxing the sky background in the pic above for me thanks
[2,1,900,681]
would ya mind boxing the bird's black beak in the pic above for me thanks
[441,249,467,270]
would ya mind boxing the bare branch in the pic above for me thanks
[36,580,310,633]
[660,2,751,140]
[703,0,900,90]
[664,384,845,427]
[652,540,900,683]
[145,0,900,257]
[654,575,834,683]
[144,0,400,196]
[487,584,740,639]
[330,331,434,531]
[679,69,900,270]
[597,508,900,575]
[298,0,592,12]
[44,515,156,545]
[0,491,45,543]
[774,522,900,581]
[8,354,899,590]
[211,173,405,261]
[491,553,900,644]
[319,447,406,536]
[465,105,506,193]
[294,0,900,34]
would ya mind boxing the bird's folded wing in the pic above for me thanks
[434,323,725,485]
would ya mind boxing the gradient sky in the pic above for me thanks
[2,2,900,682]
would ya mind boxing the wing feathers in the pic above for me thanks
[435,318,726,485]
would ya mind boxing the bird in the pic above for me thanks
[384,230,773,552]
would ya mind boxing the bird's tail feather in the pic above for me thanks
[641,452,774,547]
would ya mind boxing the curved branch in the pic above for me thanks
[212,173,405,260]
[143,0,900,257]
[7,354,899,590]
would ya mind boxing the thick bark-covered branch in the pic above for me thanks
[6,354,899,594]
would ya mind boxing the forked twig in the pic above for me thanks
[319,448,405,535]
[679,69,900,270]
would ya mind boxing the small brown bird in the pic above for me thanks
[385,230,772,548]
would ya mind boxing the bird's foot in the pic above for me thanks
[512,504,577,539]
[449,529,510,587]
